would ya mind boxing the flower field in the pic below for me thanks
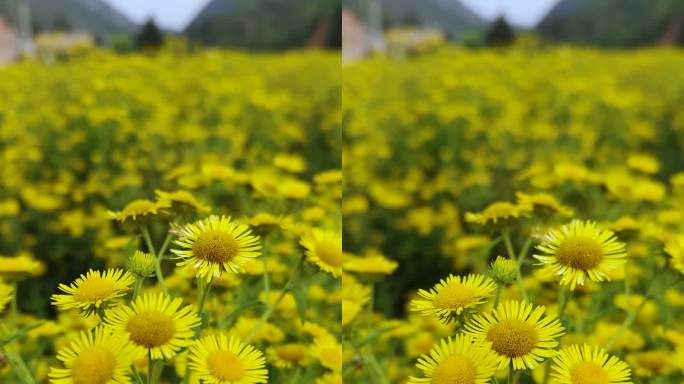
[343,47,684,383]
[0,49,341,383]
[2,41,684,384]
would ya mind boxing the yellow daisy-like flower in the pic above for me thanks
[104,292,201,359]
[0,252,46,276]
[188,333,268,384]
[172,215,262,280]
[411,274,496,323]
[310,336,342,372]
[465,201,530,225]
[52,269,135,316]
[49,325,138,384]
[534,220,628,290]
[665,234,684,275]
[267,343,311,369]
[300,229,342,277]
[408,334,499,384]
[550,344,632,384]
[0,281,13,313]
[516,192,574,217]
[155,189,210,213]
[343,253,398,275]
[464,300,565,370]
[108,199,169,222]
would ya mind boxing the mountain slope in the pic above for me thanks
[1,0,137,40]
[345,0,486,39]
[185,0,340,50]
[537,0,682,46]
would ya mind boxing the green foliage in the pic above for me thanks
[185,0,341,50]
[135,19,164,51]
[485,16,515,47]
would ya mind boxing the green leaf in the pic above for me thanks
[0,322,43,347]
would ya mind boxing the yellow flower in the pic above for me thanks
[411,274,496,323]
[489,256,518,285]
[0,281,13,313]
[465,300,565,370]
[516,191,573,217]
[408,334,499,384]
[316,372,342,384]
[126,250,156,278]
[49,326,138,384]
[310,336,342,372]
[104,292,200,359]
[300,229,342,277]
[267,343,311,369]
[52,269,135,316]
[342,274,370,326]
[534,220,628,290]
[155,189,210,213]
[0,252,46,276]
[189,333,268,384]
[172,215,262,280]
[550,344,631,384]
[108,198,169,222]
[465,201,530,225]
[343,252,398,275]
[665,234,684,275]
[627,350,672,377]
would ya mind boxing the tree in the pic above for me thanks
[135,18,164,50]
[486,16,515,47]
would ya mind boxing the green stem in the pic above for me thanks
[604,295,649,352]
[493,284,502,308]
[197,277,212,316]
[262,245,270,299]
[244,254,306,345]
[10,281,18,326]
[517,238,532,268]
[543,287,571,384]
[503,229,528,302]
[508,363,514,384]
[147,350,152,384]
[141,225,167,295]
[365,349,389,384]
[132,277,144,300]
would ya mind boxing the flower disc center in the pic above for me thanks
[316,240,342,268]
[71,345,116,384]
[486,319,538,358]
[432,354,477,384]
[556,236,603,270]
[434,282,475,310]
[570,361,609,384]
[207,350,245,382]
[193,230,240,263]
[74,276,114,303]
[126,311,175,348]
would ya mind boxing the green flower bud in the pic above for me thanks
[489,256,517,285]
[126,250,156,278]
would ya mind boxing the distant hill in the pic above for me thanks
[345,0,486,39]
[537,0,684,46]
[0,0,137,41]
[185,0,341,50]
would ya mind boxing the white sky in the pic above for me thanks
[102,0,212,31]
[103,0,561,31]
[460,0,560,27]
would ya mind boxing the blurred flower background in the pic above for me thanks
[343,1,684,383]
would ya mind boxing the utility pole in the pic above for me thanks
[16,0,34,55]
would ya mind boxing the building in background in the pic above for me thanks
[0,17,18,63]
[342,9,370,61]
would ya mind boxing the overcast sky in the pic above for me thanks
[103,0,560,31]
[461,0,560,27]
